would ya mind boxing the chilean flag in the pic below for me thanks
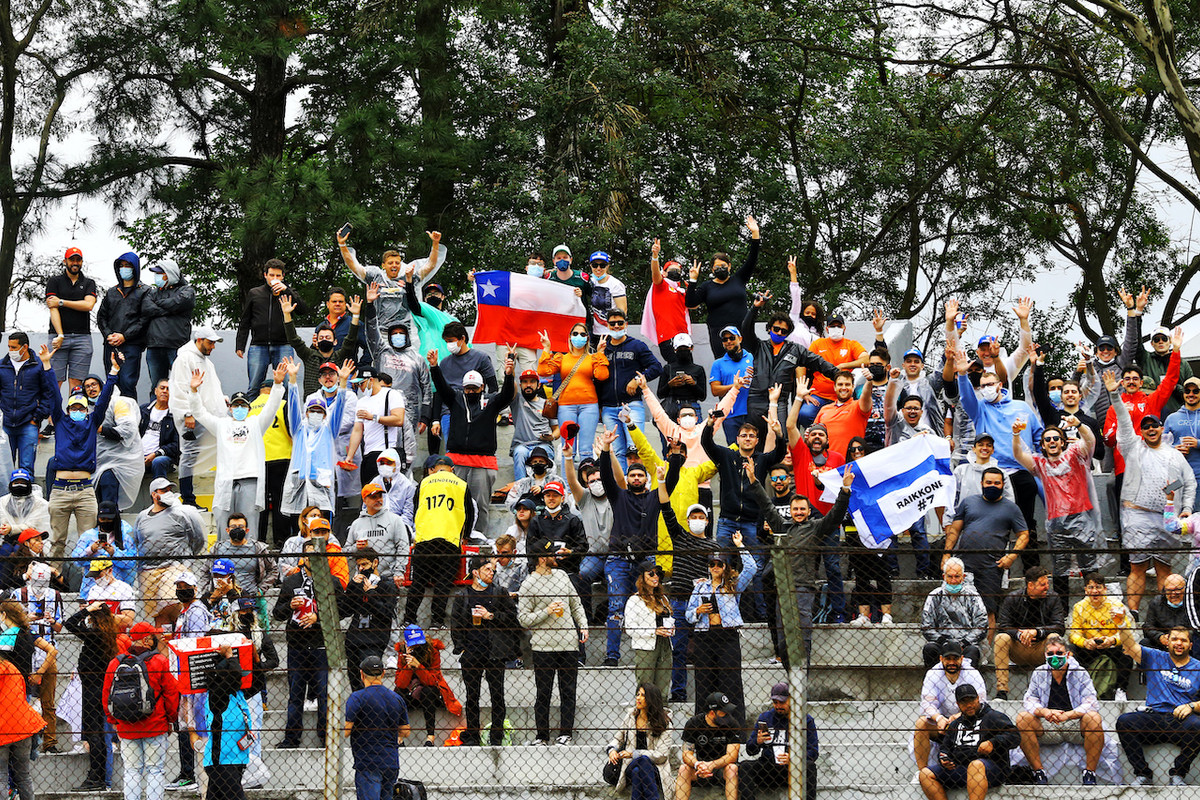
[472,270,586,351]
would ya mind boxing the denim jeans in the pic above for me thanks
[557,402,600,460]
[121,733,168,800]
[511,443,538,482]
[821,522,847,622]
[0,735,32,800]
[909,516,932,576]
[146,456,174,481]
[354,768,398,800]
[600,401,647,471]
[797,395,831,426]
[669,596,693,699]
[247,344,292,393]
[4,422,38,472]
[716,518,765,618]
[103,343,144,401]
[721,414,746,446]
[285,646,328,743]
[605,556,634,661]
[144,347,177,389]
[627,755,662,800]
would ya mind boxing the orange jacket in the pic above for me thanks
[538,351,609,406]
[0,658,44,746]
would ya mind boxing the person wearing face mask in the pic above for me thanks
[280,358,354,518]
[371,448,416,527]
[96,251,149,401]
[131,477,206,626]
[72,501,137,597]
[13,564,64,753]
[41,346,121,559]
[407,277,458,363]
[0,332,55,470]
[545,244,596,331]
[0,470,50,544]
[561,453,611,620]
[685,216,761,357]
[786,257,823,348]
[280,291,362,396]
[207,513,278,621]
[348,482,411,587]
[83,558,137,630]
[950,435,1015,507]
[859,348,892,451]
[234,258,307,393]
[140,259,196,388]
[510,369,558,480]
[505,445,560,511]
[371,326,433,471]
[596,309,662,471]
[1072,287,1142,422]
[449,555,518,746]
[93,367,145,512]
[431,321,498,447]
[164,570,214,791]
[920,558,987,670]
[189,361,287,540]
[167,326,227,509]
[273,541,330,748]
[537,322,608,460]
[345,367,408,486]
[404,455,475,629]
[652,332,706,421]
[429,345,516,536]
[642,239,692,364]
[803,313,868,425]
[338,549,400,692]
[45,246,99,394]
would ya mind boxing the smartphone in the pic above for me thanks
[757,721,769,732]
[710,408,726,420]
[1166,479,1185,494]
[675,370,689,380]
[97,533,107,545]
[338,222,352,239]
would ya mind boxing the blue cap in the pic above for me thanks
[212,559,235,576]
[903,347,924,361]
[8,469,32,485]
[403,624,426,647]
[588,251,611,264]
[719,325,741,338]
[976,334,997,347]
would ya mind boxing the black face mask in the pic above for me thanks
[464,392,482,407]
[713,266,730,280]
[530,462,548,476]
[521,387,538,400]
[8,483,29,498]
[425,295,444,309]
[802,315,818,329]
[229,527,247,542]
[981,485,1003,502]
[98,518,116,532]
[868,364,887,381]
[665,269,682,282]
[176,588,195,604]
[675,348,693,365]
[316,340,335,354]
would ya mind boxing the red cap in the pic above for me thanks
[543,480,565,496]
[361,482,384,499]
[17,528,43,544]
[318,362,338,372]
[129,622,161,638]
[519,369,539,380]
[64,247,83,260]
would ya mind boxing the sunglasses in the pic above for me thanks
[720,335,737,342]
[770,475,790,482]
[1185,388,1200,395]
[770,326,789,334]
[1042,436,1063,442]
[608,320,626,328]
[848,446,865,453]
[1152,336,1169,343]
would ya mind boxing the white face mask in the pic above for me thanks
[377,464,396,479]
[981,385,1000,403]
[827,327,844,341]
[677,415,697,430]
[1096,353,1115,366]
[688,519,707,534]
[307,412,326,428]
[588,480,605,498]
[158,491,178,506]
[446,341,461,355]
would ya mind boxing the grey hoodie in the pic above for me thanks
[141,259,196,348]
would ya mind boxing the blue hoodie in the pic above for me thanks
[957,373,1042,471]
[48,371,117,473]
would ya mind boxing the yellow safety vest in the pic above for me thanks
[414,472,468,545]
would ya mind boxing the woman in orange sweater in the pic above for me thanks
[538,321,610,460]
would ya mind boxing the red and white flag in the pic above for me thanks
[472,271,586,351]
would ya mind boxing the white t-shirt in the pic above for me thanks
[590,275,627,329]
[356,389,406,454]
[142,406,168,457]
[86,577,136,614]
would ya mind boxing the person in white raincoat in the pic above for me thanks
[188,359,288,541]
[282,359,353,515]
[94,387,143,510]
[168,327,227,508]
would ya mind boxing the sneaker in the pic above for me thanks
[1113,688,1128,702]
[166,778,197,791]
[602,657,618,667]
[1131,774,1152,786]
[304,698,318,712]
[504,658,523,670]
[555,735,572,746]
[669,693,688,704]
[423,738,435,747]
[384,653,398,671]
[1082,770,1097,786]
[995,690,1008,700]
[1032,769,1048,785]
[528,738,549,746]
[39,423,53,440]
[849,615,871,628]
[72,781,107,793]
[879,613,894,626]
[1170,774,1187,787]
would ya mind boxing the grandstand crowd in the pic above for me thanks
[1,219,1200,800]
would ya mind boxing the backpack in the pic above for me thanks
[107,650,158,722]
[393,780,427,800]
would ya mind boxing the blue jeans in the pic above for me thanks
[144,347,177,388]
[147,456,174,481]
[558,402,600,461]
[669,596,692,698]
[579,555,605,586]
[600,401,647,471]
[821,522,847,622]
[797,395,831,426]
[103,343,143,401]
[512,443,538,481]
[4,421,38,471]
[96,470,120,509]
[627,755,662,800]
[121,732,167,800]
[716,518,766,618]
[721,414,746,446]
[605,557,634,661]
[247,344,292,393]
[285,646,328,743]
[910,516,932,576]
[354,768,398,800]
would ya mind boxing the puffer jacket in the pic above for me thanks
[141,260,195,348]
[96,252,150,346]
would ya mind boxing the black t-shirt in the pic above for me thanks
[1047,673,1071,711]
[46,272,99,334]
[683,713,738,761]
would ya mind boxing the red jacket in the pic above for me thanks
[1103,350,1181,474]
[102,648,180,738]
[393,638,462,716]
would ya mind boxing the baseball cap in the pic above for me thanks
[519,369,539,380]
[1152,326,1172,339]
[425,454,454,470]
[236,597,256,612]
[719,325,740,339]
[462,370,484,388]
[16,528,44,544]
[770,682,789,702]
[318,361,338,373]
[705,692,736,714]
[707,552,729,566]
[66,391,88,409]
[1141,414,1164,429]
[976,334,997,347]
[903,347,924,361]
[552,244,572,259]
[423,283,444,296]
[304,397,327,411]
[308,517,331,532]
[1185,377,1200,391]
[7,469,31,487]
[148,477,175,493]
[1095,335,1118,350]
[826,314,846,326]
[192,325,223,343]
[402,624,427,648]
[515,498,537,512]
[377,448,400,465]
[638,559,665,578]
[531,539,558,557]
[807,423,828,435]
[685,503,709,518]
[212,559,235,576]
[359,655,385,676]
[357,367,379,381]
[954,683,979,702]
[361,482,385,499]
[542,480,565,496]
[973,433,995,445]
[129,622,161,639]
[88,558,113,574]
[97,501,118,520]
[672,333,694,349]
[175,570,199,587]
[941,640,963,657]
[64,247,83,260]
[589,251,611,265]
[229,391,252,406]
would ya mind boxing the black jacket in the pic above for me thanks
[432,367,515,458]
[661,499,720,598]
[741,305,838,417]
[997,589,1066,642]
[139,403,181,462]
[943,703,1019,768]
[701,420,787,522]
[600,449,658,558]
[528,510,588,574]
[1142,595,1191,647]
[140,261,195,349]
[272,571,324,651]
[450,583,519,662]
[1030,363,1105,463]
[339,573,399,648]
[236,283,309,350]
[96,256,150,347]
[753,482,848,589]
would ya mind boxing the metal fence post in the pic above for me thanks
[311,540,348,800]
[771,535,808,799]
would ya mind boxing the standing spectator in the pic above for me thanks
[624,560,674,699]
[707,327,755,443]
[430,345,516,536]
[141,260,195,387]
[273,541,329,748]
[280,359,352,517]
[526,480,588,597]
[587,251,626,333]
[604,683,672,800]
[407,279,458,371]
[373,322,434,474]
[339,548,399,692]
[250,372,294,545]
[45,246,99,393]
[139,380,179,483]
[392,624,461,746]
[812,370,873,461]
[83,558,137,629]
[168,570,213,794]
[12,562,63,752]
[0,642,45,800]
[992,567,1066,700]
[94,376,144,511]
[132,478,206,626]
[1166,376,1200,488]
[1030,362,1104,462]
[207,513,278,614]
[950,435,1013,507]
[167,326,227,509]
[518,539,589,745]
[42,347,119,559]
[347,483,410,582]
[1068,573,1133,701]
[802,315,868,425]
[561,448,611,618]
[740,683,819,800]
[676,692,741,800]
[450,555,517,747]
[685,541,757,722]
[596,309,662,470]
[920,557,988,670]
[685,217,760,357]
[0,333,54,470]
[404,455,473,628]
[345,365,407,486]
[102,621,179,800]
[510,371,558,480]
[537,323,609,461]
[1137,321,1194,415]
[786,259,823,348]
[97,252,149,400]
[235,259,307,393]
[279,292,361,398]
[188,361,287,537]
[322,286,371,364]
[429,320,495,443]
[641,239,691,363]
[345,655,409,800]
[546,245,595,333]
[64,601,121,791]
[202,645,252,800]
[73,501,137,598]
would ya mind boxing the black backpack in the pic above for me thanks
[393,779,427,800]
[107,650,158,722]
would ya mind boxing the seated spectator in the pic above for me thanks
[393,624,462,747]
[914,641,987,771]
[604,683,672,800]
[993,568,1064,700]
[676,692,740,800]
[1014,634,1104,786]
[73,501,137,598]
[920,557,988,670]
[0,470,50,541]
[139,379,180,482]
[505,445,559,512]
[493,534,528,597]
[656,333,706,421]
[1068,572,1133,701]
[374,448,416,527]
[200,559,246,629]
[918,683,1018,800]
[1142,573,1197,656]
[739,682,818,800]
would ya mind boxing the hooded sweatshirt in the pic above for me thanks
[96,252,150,347]
[956,373,1043,471]
[141,260,195,348]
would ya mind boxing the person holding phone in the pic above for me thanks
[740,683,819,800]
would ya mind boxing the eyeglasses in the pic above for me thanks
[770,326,789,335]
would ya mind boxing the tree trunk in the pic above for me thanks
[412,0,456,243]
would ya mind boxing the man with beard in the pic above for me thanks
[235,258,308,393]
[167,327,227,509]
[45,246,99,393]
[913,641,987,772]
[0,332,56,469]
[280,292,361,396]
[812,370,874,458]
[510,370,558,480]
[918,683,1018,800]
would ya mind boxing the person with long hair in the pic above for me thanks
[0,643,44,800]
[685,536,756,722]
[537,321,610,461]
[842,437,894,626]
[606,683,674,800]
[65,601,123,790]
[204,645,252,800]
[393,625,462,746]
[625,561,674,699]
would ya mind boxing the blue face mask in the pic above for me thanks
[943,581,963,595]
[1169,599,1184,608]
[322,383,337,394]
[118,266,134,281]
[153,273,167,289]
[767,330,788,345]
[1048,389,1062,405]
[569,334,588,349]
[231,406,249,421]
[69,409,87,422]
[555,259,571,273]
[391,334,407,349]
[525,265,544,279]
